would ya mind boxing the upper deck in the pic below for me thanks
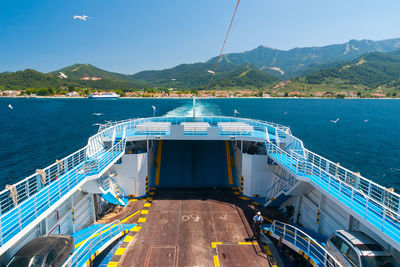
[97,116,294,142]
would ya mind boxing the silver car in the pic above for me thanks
[6,235,74,267]
[326,230,398,267]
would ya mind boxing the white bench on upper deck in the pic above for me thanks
[218,122,253,135]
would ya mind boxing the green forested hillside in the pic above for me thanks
[0,68,148,91]
[303,50,400,88]
[133,62,278,89]
[211,65,279,88]
[51,64,137,83]
[0,69,64,90]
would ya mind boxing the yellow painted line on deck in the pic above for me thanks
[107,262,119,267]
[238,196,250,200]
[129,199,138,202]
[144,203,151,208]
[146,197,153,201]
[238,241,254,245]
[141,210,149,214]
[252,201,260,205]
[155,140,163,185]
[233,191,240,195]
[124,235,134,242]
[138,217,146,223]
[121,210,140,223]
[211,242,222,248]
[149,191,155,195]
[225,141,233,185]
[213,255,220,267]
[115,247,126,256]
[131,226,142,232]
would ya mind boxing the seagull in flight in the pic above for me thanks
[330,118,340,123]
[364,118,369,123]
[8,104,13,110]
[92,123,102,126]
[207,70,215,74]
[284,112,288,115]
[73,15,89,21]
[92,113,103,116]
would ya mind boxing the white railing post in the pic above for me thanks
[34,195,38,218]
[350,189,354,208]
[47,186,50,207]
[382,207,387,230]
[328,175,331,192]
[294,228,297,247]
[283,224,286,239]
[0,221,3,246]
[58,179,61,199]
[18,206,22,230]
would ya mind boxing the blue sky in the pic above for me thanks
[1,0,400,74]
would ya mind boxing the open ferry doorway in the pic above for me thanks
[156,140,231,188]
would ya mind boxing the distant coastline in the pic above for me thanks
[1,95,399,100]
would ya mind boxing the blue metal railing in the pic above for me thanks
[0,139,126,247]
[266,142,400,245]
[0,148,86,215]
[264,220,340,267]
[62,220,124,267]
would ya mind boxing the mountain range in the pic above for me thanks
[1,38,400,91]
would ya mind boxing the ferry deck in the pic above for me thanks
[0,115,399,266]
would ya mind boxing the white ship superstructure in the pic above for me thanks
[0,112,399,266]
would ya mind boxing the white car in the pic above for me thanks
[326,230,398,267]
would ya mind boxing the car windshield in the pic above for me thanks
[6,255,44,267]
[361,255,398,267]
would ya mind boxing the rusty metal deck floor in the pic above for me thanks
[118,188,274,267]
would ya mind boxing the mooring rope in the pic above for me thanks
[205,0,241,91]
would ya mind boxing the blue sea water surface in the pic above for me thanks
[0,98,399,191]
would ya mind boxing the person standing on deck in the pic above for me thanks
[253,211,264,239]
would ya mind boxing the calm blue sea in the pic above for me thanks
[1,98,399,191]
